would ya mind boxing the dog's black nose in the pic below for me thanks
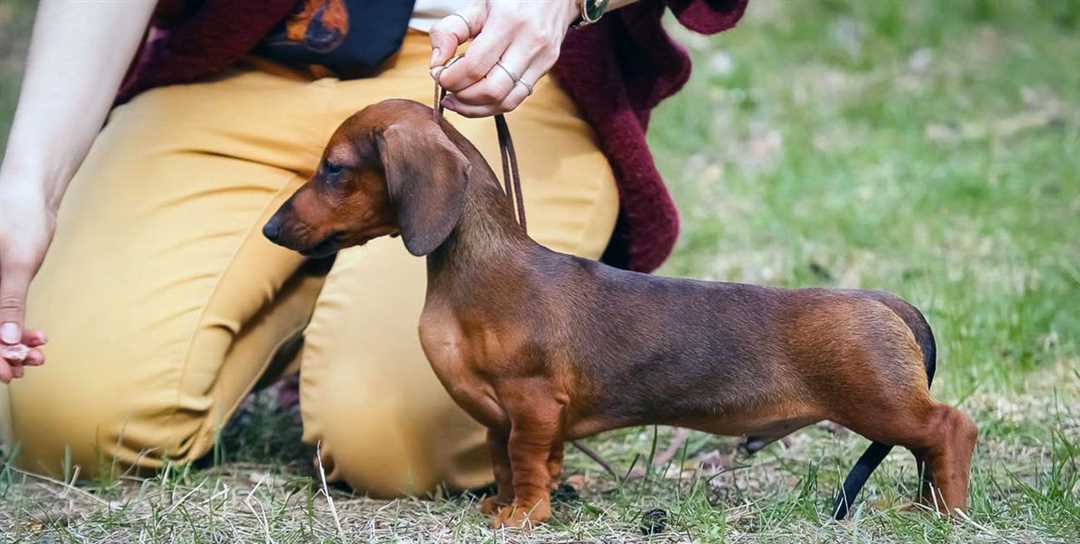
[262,217,282,243]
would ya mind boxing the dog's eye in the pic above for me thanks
[322,161,344,177]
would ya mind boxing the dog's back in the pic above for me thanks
[527,251,926,435]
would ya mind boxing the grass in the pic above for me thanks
[2,0,1079,541]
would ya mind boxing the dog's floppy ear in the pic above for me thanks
[376,120,470,256]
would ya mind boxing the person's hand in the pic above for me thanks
[0,0,156,383]
[0,184,53,383]
[429,0,581,117]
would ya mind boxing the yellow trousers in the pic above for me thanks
[0,33,618,496]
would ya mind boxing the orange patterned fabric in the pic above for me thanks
[282,0,349,50]
[257,0,415,77]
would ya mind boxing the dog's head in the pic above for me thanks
[262,99,471,258]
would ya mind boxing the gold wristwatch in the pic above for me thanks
[572,0,610,29]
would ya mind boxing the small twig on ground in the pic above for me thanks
[243,474,273,543]
[61,464,80,499]
[161,480,206,517]
[5,465,110,506]
[955,508,998,536]
[652,428,691,468]
[570,441,620,481]
[314,441,344,539]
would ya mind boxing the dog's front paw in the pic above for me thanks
[477,495,509,515]
[491,496,552,529]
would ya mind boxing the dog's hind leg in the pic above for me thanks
[909,404,977,512]
[840,399,976,513]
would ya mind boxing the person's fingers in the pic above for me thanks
[490,41,551,113]
[23,329,47,348]
[450,39,532,106]
[440,76,533,117]
[448,62,517,107]
[0,259,33,345]
[0,360,11,383]
[11,363,23,379]
[496,81,533,113]
[440,95,504,118]
[437,23,512,93]
[0,322,18,345]
[446,48,549,116]
[25,348,44,366]
[429,3,485,68]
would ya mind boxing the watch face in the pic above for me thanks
[586,0,609,21]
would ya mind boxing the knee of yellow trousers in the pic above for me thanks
[303,382,493,498]
[5,328,226,479]
[8,382,205,479]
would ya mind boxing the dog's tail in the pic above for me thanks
[832,295,936,520]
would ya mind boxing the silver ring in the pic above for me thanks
[449,12,472,32]
[493,61,520,83]
[515,79,534,96]
[433,55,463,78]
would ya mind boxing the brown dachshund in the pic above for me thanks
[262,99,977,527]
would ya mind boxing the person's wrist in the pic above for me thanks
[0,157,67,213]
[564,0,583,28]
[0,171,60,215]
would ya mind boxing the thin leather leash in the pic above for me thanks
[434,80,527,232]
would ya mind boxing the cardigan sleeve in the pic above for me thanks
[666,0,749,34]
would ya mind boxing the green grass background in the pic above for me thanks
[652,0,1079,401]
[1,0,1078,542]
[0,0,33,151]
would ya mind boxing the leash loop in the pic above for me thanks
[494,114,526,232]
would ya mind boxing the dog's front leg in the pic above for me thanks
[546,441,565,489]
[479,428,514,514]
[493,402,561,528]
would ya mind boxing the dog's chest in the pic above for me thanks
[417,302,522,428]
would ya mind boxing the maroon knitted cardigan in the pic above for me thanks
[119,0,748,272]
